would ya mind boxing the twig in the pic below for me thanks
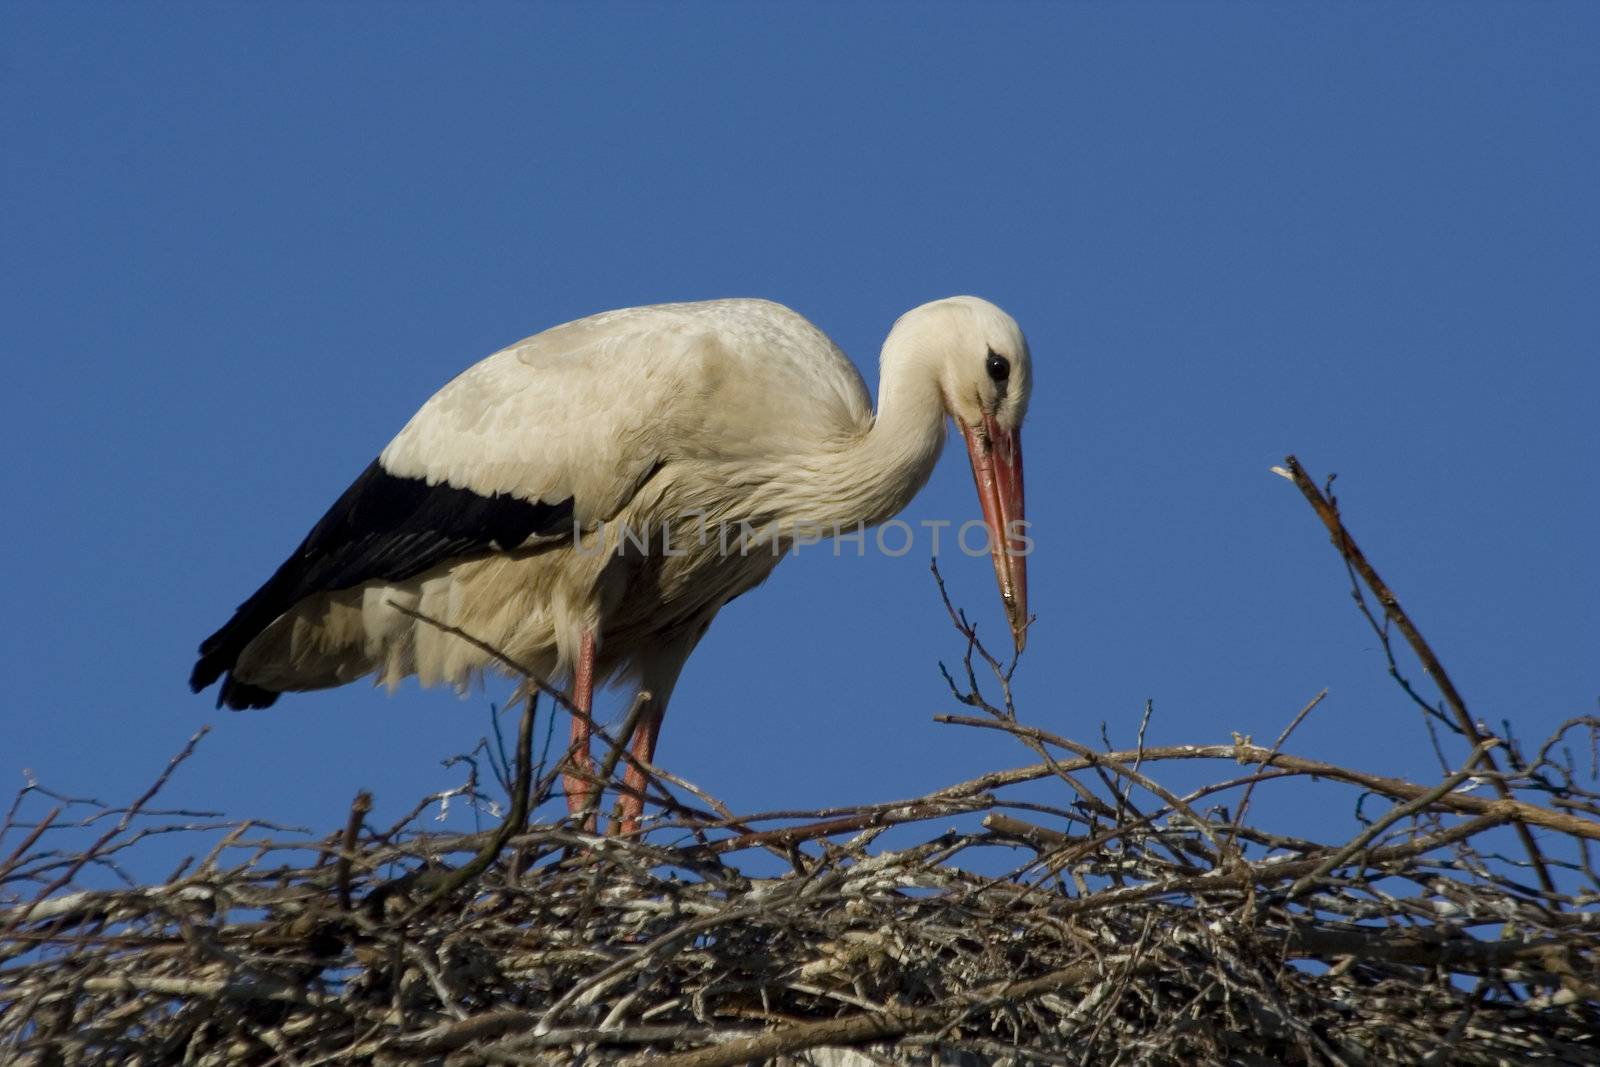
[2,727,209,939]
[1278,455,1559,896]
[402,691,535,918]
[1227,689,1327,851]
[1288,738,1500,898]
[336,791,371,911]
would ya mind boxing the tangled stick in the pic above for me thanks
[3,460,1597,1065]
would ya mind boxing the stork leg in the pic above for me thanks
[615,701,665,835]
[563,629,598,830]
[613,618,709,835]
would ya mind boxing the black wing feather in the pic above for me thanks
[191,458,574,709]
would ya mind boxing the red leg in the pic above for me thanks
[563,630,598,830]
[616,700,665,835]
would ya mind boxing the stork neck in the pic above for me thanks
[806,353,948,530]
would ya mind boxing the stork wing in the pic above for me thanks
[190,306,705,707]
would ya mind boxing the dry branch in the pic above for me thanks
[5,712,1595,1065]
[1278,455,1559,896]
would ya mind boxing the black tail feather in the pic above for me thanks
[217,675,281,710]
[189,457,574,709]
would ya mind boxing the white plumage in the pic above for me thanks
[193,296,1032,829]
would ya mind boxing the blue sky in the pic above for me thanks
[2,5,1595,864]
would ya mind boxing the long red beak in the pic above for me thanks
[960,414,1029,652]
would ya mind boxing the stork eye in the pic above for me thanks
[985,351,1010,383]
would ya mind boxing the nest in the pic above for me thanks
[4,459,1599,1065]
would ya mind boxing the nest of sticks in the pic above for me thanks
[4,458,1598,1066]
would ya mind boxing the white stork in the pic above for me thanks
[191,297,1031,829]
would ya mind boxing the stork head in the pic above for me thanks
[889,296,1032,652]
